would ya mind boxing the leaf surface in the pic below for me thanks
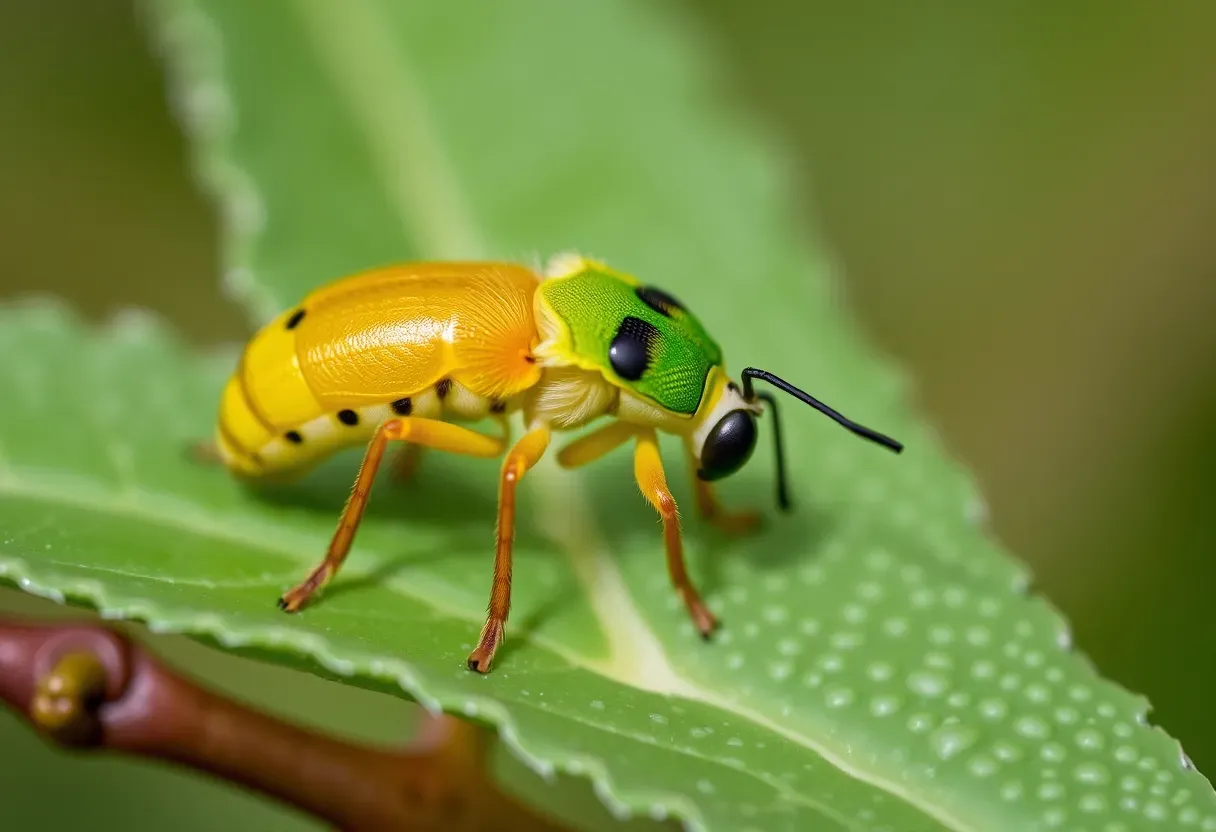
[0,0,1212,829]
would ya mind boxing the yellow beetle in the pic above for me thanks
[209,253,902,672]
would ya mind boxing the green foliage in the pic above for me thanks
[0,0,1210,829]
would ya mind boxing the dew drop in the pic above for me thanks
[1121,775,1142,793]
[825,687,855,709]
[1068,684,1093,703]
[978,596,1002,617]
[649,713,668,725]
[727,653,745,670]
[1014,715,1050,740]
[1144,801,1169,821]
[870,696,902,718]
[968,755,998,778]
[1115,745,1138,764]
[590,700,605,710]
[1040,743,1067,763]
[908,670,948,698]
[777,638,802,656]
[883,617,910,637]
[929,724,978,761]
[925,651,953,670]
[1138,756,1160,772]
[947,691,970,709]
[943,585,967,607]
[1054,707,1080,726]
[762,605,789,624]
[726,737,744,747]
[1023,650,1045,668]
[929,625,955,645]
[799,618,821,636]
[1000,780,1023,802]
[818,654,845,673]
[1075,762,1110,785]
[979,698,1008,721]
[868,662,894,682]
[966,626,992,646]
[971,660,997,680]
[1079,793,1108,814]
[842,603,867,624]
[992,740,1023,763]
[857,580,883,600]
[831,631,864,650]
[1075,728,1105,751]
[1038,782,1065,801]
[769,661,792,682]
[1025,683,1051,704]
[696,779,714,794]
[1042,807,1067,828]
[907,713,934,734]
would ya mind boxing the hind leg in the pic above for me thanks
[279,417,507,613]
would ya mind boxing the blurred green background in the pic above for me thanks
[1,1,1214,827]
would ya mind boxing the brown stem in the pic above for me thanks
[0,616,571,831]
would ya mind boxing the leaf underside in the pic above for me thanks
[0,1,1212,830]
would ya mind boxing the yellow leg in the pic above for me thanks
[636,428,717,638]
[279,417,506,613]
[467,424,551,673]
[685,439,762,536]
[556,420,636,469]
[394,415,511,483]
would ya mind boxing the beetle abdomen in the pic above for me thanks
[213,262,543,477]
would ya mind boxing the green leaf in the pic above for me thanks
[0,0,1210,829]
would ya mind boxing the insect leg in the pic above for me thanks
[636,429,718,638]
[391,443,425,482]
[467,424,551,674]
[555,419,636,468]
[278,418,506,613]
[683,438,762,536]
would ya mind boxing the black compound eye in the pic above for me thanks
[636,285,684,317]
[698,409,758,481]
[609,315,660,381]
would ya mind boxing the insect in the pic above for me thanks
[208,253,903,673]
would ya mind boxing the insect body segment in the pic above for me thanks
[210,253,904,674]
[213,263,540,477]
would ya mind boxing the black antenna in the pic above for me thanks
[742,367,903,510]
[755,390,791,512]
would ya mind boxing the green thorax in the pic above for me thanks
[536,261,723,416]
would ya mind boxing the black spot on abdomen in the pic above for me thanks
[337,409,359,426]
[391,397,412,416]
[285,309,306,330]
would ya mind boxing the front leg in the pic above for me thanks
[636,428,718,638]
[685,439,762,536]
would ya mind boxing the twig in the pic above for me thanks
[0,615,572,831]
